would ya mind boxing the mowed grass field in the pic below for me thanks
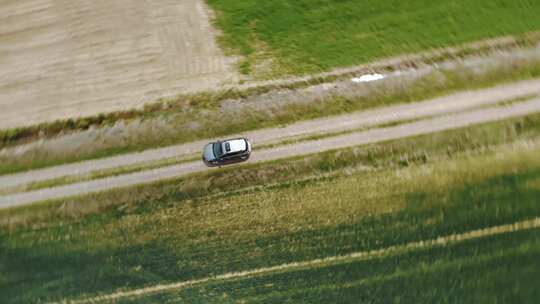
[207,0,540,75]
[2,114,540,303]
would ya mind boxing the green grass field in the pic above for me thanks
[116,229,540,303]
[208,0,540,75]
[2,114,540,303]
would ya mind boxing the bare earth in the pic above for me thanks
[0,0,238,130]
[1,95,540,208]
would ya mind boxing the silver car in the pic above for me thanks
[202,138,252,167]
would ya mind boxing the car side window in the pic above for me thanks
[223,151,244,159]
[221,154,236,160]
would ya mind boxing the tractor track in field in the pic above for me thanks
[61,217,540,303]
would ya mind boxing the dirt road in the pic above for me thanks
[2,78,540,190]
[0,0,237,130]
[1,96,540,209]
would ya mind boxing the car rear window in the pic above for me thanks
[225,142,231,152]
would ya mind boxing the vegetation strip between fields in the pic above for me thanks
[65,217,540,304]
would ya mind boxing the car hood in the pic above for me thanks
[203,143,216,161]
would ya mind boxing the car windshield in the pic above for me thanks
[213,142,223,157]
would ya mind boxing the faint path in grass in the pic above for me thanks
[2,97,540,208]
[62,217,540,303]
[2,78,540,190]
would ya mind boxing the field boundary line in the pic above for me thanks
[63,217,540,303]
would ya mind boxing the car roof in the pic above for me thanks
[222,138,247,154]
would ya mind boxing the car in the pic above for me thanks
[202,138,252,167]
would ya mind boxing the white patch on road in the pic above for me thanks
[351,73,386,83]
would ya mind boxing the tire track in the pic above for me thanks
[61,217,540,303]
